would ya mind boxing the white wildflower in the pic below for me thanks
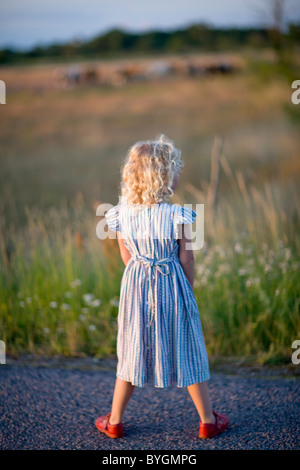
[81,307,89,314]
[110,298,119,307]
[79,314,87,322]
[43,328,50,334]
[238,268,247,276]
[64,291,73,298]
[70,279,82,288]
[246,277,259,287]
[49,301,58,308]
[19,301,25,307]
[61,303,71,310]
[234,242,243,254]
[91,299,102,307]
[89,324,96,331]
[83,293,94,304]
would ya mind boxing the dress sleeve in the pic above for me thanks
[105,205,120,232]
[176,206,198,224]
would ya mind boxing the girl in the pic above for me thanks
[96,135,229,439]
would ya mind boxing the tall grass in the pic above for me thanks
[0,195,123,357]
[184,153,300,364]
[1,51,299,364]
[1,163,299,364]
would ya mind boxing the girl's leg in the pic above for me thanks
[187,381,215,424]
[109,377,135,425]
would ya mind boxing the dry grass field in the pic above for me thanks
[0,49,299,362]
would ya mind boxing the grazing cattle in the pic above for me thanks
[81,68,98,84]
[53,66,81,87]
[53,58,239,88]
[206,62,237,75]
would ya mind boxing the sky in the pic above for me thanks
[0,0,300,50]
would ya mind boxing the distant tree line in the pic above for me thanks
[0,23,299,64]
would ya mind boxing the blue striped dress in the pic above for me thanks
[105,201,210,388]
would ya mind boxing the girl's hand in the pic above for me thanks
[117,231,132,266]
[177,224,194,289]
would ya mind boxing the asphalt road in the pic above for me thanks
[0,362,299,450]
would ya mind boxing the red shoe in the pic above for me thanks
[95,413,124,438]
[199,410,229,439]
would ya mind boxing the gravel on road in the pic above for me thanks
[0,362,299,450]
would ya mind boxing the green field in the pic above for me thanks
[1,49,300,364]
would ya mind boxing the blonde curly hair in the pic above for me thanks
[119,134,184,206]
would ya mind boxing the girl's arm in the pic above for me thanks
[177,224,194,289]
[117,231,132,266]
